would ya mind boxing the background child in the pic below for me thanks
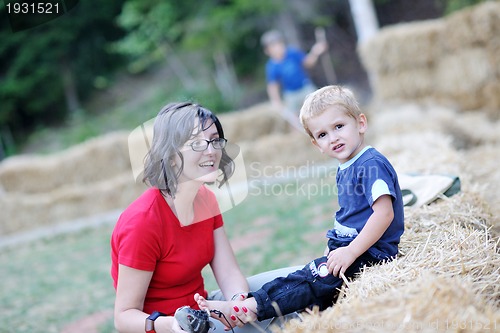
[261,29,328,129]
[196,85,404,330]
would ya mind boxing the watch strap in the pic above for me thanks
[145,311,167,333]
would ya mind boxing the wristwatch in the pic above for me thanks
[145,311,167,333]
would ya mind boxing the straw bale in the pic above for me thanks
[375,131,464,176]
[444,110,500,148]
[368,103,457,138]
[0,172,146,235]
[435,48,493,96]
[0,131,130,194]
[358,20,443,75]
[442,1,500,53]
[239,131,328,173]
[218,103,288,143]
[483,82,500,116]
[359,1,500,112]
[461,143,500,232]
[374,69,435,99]
[278,190,500,333]
[281,274,500,333]
[470,1,500,43]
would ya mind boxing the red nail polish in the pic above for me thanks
[241,294,245,299]
[231,315,237,321]
[242,307,248,313]
[233,306,239,312]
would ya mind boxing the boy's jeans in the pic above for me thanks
[249,239,379,321]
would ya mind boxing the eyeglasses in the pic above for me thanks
[187,138,227,152]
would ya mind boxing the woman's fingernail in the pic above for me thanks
[233,306,239,312]
[242,307,248,313]
[241,294,245,299]
[231,315,237,321]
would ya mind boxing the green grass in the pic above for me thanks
[0,226,116,333]
[0,175,338,333]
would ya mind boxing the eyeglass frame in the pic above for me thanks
[187,137,227,152]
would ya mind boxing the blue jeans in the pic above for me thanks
[249,239,380,321]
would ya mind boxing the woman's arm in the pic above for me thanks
[210,227,249,299]
[114,264,182,333]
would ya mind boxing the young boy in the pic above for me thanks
[196,85,404,329]
[261,30,327,129]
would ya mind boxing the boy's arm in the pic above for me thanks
[327,195,394,277]
[267,82,284,111]
[303,41,328,68]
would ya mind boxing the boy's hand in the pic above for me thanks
[326,246,357,277]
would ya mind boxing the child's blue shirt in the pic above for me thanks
[265,47,311,92]
[326,146,404,260]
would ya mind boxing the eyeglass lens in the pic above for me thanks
[191,138,226,151]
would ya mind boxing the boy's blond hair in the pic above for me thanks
[299,85,362,138]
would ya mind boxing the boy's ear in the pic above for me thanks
[358,113,368,134]
[311,138,324,154]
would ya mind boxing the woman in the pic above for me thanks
[111,102,248,333]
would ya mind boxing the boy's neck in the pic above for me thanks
[339,145,372,170]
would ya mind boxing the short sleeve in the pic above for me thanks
[371,179,391,203]
[359,159,397,206]
[113,211,162,271]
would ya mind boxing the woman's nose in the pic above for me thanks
[204,142,216,154]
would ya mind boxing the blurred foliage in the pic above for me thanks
[439,0,489,14]
[0,0,486,156]
[0,1,126,152]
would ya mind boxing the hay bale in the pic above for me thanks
[483,81,500,116]
[359,20,443,75]
[277,190,500,333]
[367,103,457,138]
[0,132,130,194]
[374,68,435,99]
[359,1,500,112]
[218,103,288,143]
[442,1,500,53]
[240,131,329,173]
[435,48,493,98]
[0,173,146,235]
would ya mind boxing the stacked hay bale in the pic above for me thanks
[0,132,147,235]
[359,1,500,115]
[0,103,326,236]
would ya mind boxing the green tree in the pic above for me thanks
[441,0,489,14]
[112,0,282,109]
[0,1,126,153]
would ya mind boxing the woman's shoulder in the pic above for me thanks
[118,188,167,225]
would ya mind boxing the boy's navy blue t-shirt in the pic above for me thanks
[266,47,311,92]
[327,146,404,260]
